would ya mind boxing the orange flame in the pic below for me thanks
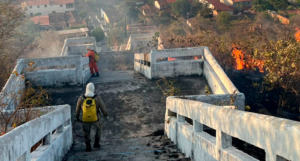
[232,47,245,70]
[232,45,264,73]
[296,27,300,42]
[194,56,199,60]
[168,57,176,61]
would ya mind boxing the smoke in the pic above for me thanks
[24,31,64,58]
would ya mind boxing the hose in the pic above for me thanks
[72,120,87,138]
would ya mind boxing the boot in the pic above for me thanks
[91,73,96,77]
[85,141,92,152]
[93,138,101,148]
[95,72,100,77]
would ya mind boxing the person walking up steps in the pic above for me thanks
[76,83,108,152]
[83,46,99,77]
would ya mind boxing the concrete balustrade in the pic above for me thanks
[0,105,72,161]
[24,56,90,86]
[0,59,26,110]
[134,47,239,95]
[165,97,300,161]
[60,37,97,56]
[134,47,300,160]
[1,56,90,110]
[134,47,205,79]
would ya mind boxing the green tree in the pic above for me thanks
[252,0,273,12]
[119,2,139,20]
[107,29,123,47]
[85,0,96,10]
[217,11,232,27]
[198,4,212,18]
[92,27,105,42]
[253,40,300,113]
[79,10,87,19]
[268,0,289,11]
[157,11,173,25]
[147,0,155,4]
[190,1,203,17]
[172,0,191,18]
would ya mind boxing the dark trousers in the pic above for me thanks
[82,121,102,142]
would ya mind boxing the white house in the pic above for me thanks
[22,0,75,16]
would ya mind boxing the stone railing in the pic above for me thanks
[60,37,97,56]
[135,47,238,95]
[165,97,300,161]
[24,56,90,87]
[0,59,26,110]
[135,47,205,79]
[1,56,90,110]
[0,105,72,161]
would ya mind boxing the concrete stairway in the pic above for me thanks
[49,52,207,161]
[89,71,135,84]
[63,135,189,161]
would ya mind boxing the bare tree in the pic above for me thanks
[0,0,26,88]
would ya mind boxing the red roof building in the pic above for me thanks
[24,0,74,6]
[23,0,75,16]
[30,11,86,30]
[206,0,233,11]
[30,15,50,26]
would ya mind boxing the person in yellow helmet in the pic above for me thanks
[76,83,108,152]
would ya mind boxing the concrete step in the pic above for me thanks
[64,136,190,161]
[89,71,136,84]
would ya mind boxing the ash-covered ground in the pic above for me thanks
[47,52,208,160]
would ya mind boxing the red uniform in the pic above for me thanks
[86,50,99,74]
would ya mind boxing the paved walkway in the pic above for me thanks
[47,53,208,161]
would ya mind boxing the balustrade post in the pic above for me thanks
[57,125,63,133]
[43,132,52,145]
[193,120,203,132]
[178,115,185,122]
[77,58,83,85]
[216,131,232,149]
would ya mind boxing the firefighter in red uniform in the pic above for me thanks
[84,46,99,77]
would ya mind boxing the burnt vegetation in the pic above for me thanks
[158,7,300,120]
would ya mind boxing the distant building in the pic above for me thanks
[22,0,75,16]
[268,10,290,25]
[101,8,121,25]
[203,0,233,16]
[125,33,155,51]
[65,11,87,27]
[56,28,89,39]
[49,13,68,30]
[30,11,86,30]
[232,0,252,11]
[127,24,158,34]
[136,0,146,5]
[154,0,169,10]
[30,15,50,30]
[286,10,300,14]
[219,0,252,8]
[140,4,156,17]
